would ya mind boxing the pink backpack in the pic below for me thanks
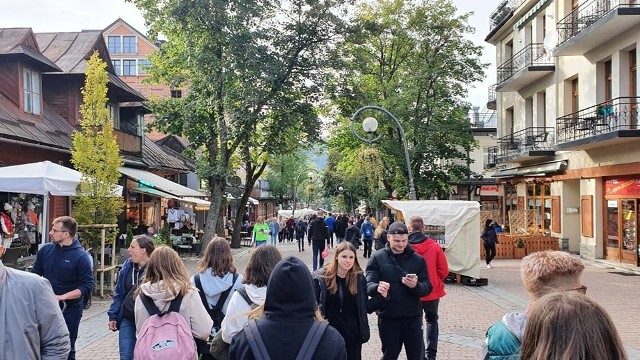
[134,294,198,360]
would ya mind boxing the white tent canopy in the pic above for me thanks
[0,161,123,245]
[278,208,315,220]
[382,200,481,279]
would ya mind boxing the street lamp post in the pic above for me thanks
[337,185,355,216]
[292,168,319,217]
[351,105,417,200]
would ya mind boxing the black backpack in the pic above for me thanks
[193,272,239,358]
[244,320,327,360]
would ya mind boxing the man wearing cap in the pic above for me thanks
[366,221,432,360]
[31,216,94,360]
[0,240,71,358]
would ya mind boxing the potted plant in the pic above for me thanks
[514,237,526,259]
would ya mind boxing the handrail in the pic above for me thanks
[497,43,553,85]
[556,0,634,45]
[488,84,497,104]
[556,96,640,144]
[496,127,555,162]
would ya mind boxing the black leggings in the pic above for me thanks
[484,243,496,264]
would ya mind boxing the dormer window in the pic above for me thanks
[23,68,41,115]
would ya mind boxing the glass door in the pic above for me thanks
[621,199,637,265]
[606,200,619,261]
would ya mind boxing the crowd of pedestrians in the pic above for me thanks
[0,212,629,360]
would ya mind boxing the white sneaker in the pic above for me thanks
[486,264,492,269]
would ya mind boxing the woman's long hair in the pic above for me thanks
[141,246,192,297]
[243,245,282,287]
[198,236,236,276]
[374,217,390,239]
[324,242,362,295]
[521,291,627,360]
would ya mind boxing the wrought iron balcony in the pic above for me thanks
[496,43,554,91]
[556,97,640,149]
[496,127,555,163]
[490,0,527,31]
[488,84,496,110]
[555,0,640,56]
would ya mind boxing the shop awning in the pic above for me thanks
[248,197,259,205]
[493,161,567,179]
[130,187,179,199]
[119,167,207,198]
[182,197,211,206]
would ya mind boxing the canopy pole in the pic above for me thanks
[41,194,49,247]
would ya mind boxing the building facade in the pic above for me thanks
[487,0,640,266]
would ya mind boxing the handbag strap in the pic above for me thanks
[385,248,408,277]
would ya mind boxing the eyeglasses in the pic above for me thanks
[51,229,67,234]
[567,285,587,294]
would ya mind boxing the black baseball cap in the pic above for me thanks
[387,222,408,235]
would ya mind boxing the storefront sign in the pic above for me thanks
[480,185,500,196]
[605,179,640,196]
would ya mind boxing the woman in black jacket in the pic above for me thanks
[482,219,499,269]
[313,242,388,360]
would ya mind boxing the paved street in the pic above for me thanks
[76,242,640,359]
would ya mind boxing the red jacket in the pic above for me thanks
[410,234,448,301]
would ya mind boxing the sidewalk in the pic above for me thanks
[75,243,640,359]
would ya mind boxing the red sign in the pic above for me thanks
[480,185,499,196]
[605,179,640,196]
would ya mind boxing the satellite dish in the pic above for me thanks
[543,29,557,52]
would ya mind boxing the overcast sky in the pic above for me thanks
[0,0,499,109]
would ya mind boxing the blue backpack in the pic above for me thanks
[363,224,373,239]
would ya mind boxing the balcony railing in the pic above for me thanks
[490,0,527,30]
[488,84,496,104]
[556,97,640,144]
[557,0,636,45]
[497,43,553,85]
[486,146,499,168]
[497,127,555,161]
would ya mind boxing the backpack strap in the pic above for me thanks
[212,272,239,311]
[167,294,184,314]
[236,286,258,309]
[140,293,161,317]
[194,274,213,318]
[295,322,328,360]
[194,272,239,316]
[245,320,271,360]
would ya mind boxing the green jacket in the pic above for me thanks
[253,223,270,242]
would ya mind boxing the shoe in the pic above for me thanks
[487,264,492,269]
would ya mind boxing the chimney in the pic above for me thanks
[473,106,481,128]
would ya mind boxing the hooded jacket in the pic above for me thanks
[365,243,432,318]
[31,238,93,299]
[134,280,213,339]
[409,232,448,302]
[190,269,243,313]
[229,256,347,360]
[220,283,266,343]
[308,217,329,245]
[107,258,145,327]
[481,312,528,360]
[0,261,70,360]
[334,217,348,238]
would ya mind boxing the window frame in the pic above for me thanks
[122,59,137,76]
[107,36,121,53]
[22,67,41,115]
[122,36,137,54]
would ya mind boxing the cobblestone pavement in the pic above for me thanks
[75,242,640,360]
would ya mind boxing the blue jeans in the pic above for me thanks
[312,241,324,270]
[61,300,84,360]
[270,232,278,245]
[119,318,136,360]
[422,299,440,360]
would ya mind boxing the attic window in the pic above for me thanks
[170,90,182,98]
[23,68,41,115]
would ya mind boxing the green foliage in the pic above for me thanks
[325,0,486,200]
[516,238,525,248]
[156,221,171,247]
[126,223,134,248]
[71,52,124,249]
[264,152,309,204]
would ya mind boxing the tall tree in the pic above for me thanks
[131,0,347,249]
[71,51,124,251]
[326,0,486,201]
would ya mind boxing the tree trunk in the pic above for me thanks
[200,178,226,255]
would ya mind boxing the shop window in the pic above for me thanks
[581,195,593,237]
[527,183,551,234]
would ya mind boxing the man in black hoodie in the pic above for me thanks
[307,210,330,270]
[229,256,347,359]
[366,222,431,360]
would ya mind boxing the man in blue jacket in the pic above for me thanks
[32,216,94,360]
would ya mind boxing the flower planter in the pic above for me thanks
[514,247,526,259]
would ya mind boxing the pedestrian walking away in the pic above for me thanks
[408,216,449,360]
[308,210,330,271]
[31,216,94,360]
[229,256,347,360]
[334,214,349,244]
[295,218,308,252]
[374,217,390,251]
[190,237,243,360]
[481,219,498,269]
[107,235,155,360]
[0,240,70,359]
[366,221,431,360]
[360,217,375,258]
[326,213,335,247]
[313,242,388,360]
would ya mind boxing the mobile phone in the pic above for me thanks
[406,273,417,279]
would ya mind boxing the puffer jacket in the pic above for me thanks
[409,232,448,301]
[481,312,527,360]
[0,261,70,359]
[365,243,432,318]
